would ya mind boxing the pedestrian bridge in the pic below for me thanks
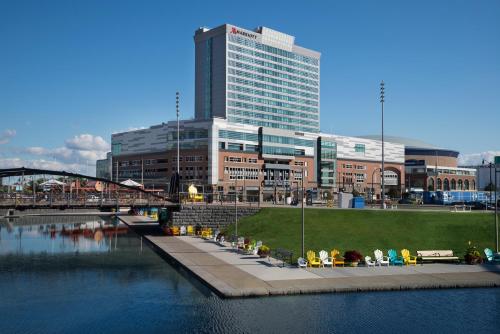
[0,167,176,209]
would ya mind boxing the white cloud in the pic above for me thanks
[0,133,108,176]
[65,134,110,152]
[458,151,500,166]
[0,129,16,145]
[0,157,89,174]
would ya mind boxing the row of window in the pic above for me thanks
[228,100,318,120]
[228,116,318,133]
[426,168,474,176]
[227,92,318,113]
[219,129,259,142]
[223,156,259,163]
[262,134,315,148]
[227,43,319,74]
[219,142,259,152]
[228,35,320,66]
[342,164,366,170]
[228,68,318,93]
[228,60,318,87]
[167,129,208,141]
[225,167,260,180]
[166,141,208,150]
[227,108,320,128]
[228,84,318,107]
[262,146,305,157]
[228,51,319,80]
[228,76,318,100]
[432,178,473,191]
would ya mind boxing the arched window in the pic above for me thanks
[464,179,470,190]
[443,178,450,191]
[472,180,476,190]
[451,179,456,190]
[437,178,442,190]
[458,179,463,190]
[428,178,435,191]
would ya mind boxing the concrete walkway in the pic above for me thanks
[144,234,500,298]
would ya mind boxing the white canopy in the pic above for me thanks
[40,179,66,186]
[120,179,143,187]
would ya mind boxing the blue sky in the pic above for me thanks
[0,0,499,172]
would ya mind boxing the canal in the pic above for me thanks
[0,217,499,333]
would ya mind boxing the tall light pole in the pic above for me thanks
[380,81,385,209]
[301,166,305,258]
[176,92,180,202]
[235,178,238,237]
[495,160,498,252]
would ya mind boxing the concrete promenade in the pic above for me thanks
[145,234,500,298]
[118,216,500,298]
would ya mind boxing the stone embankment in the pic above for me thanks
[171,205,260,227]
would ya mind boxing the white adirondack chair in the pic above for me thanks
[319,250,332,267]
[180,226,186,235]
[365,256,376,267]
[297,257,308,268]
[374,249,390,266]
[252,241,263,255]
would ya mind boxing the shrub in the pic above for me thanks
[258,245,270,256]
[464,241,483,264]
[343,250,363,263]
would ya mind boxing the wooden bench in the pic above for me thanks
[450,205,471,212]
[416,250,461,264]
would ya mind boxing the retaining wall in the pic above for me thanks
[171,205,260,228]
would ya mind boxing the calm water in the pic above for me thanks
[0,217,499,334]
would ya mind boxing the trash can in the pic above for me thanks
[352,197,365,209]
[159,208,169,225]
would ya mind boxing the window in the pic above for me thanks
[355,165,366,170]
[245,144,259,152]
[228,143,243,151]
[219,142,226,149]
[355,173,366,183]
[344,164,353,169]
[111,143,121,155]
[354,144,365,154]
[248,158,258,163]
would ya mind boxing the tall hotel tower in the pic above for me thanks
[194,24,321,133]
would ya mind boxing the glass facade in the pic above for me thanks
[225,30,320,133]
[318,138,337,188]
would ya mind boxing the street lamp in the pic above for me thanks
[176,92,180,203]
[235,177,238,237]
[301,166,305,259]
[380,81,385,209]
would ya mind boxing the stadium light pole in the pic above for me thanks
[176,92,180,202]
[380,81,385,209]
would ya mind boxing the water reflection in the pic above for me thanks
[0,218,127,255]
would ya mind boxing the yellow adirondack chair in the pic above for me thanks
[306,250,322,267]
[331,249,345,267]
[186,225,194,236]
[401,249,417,265]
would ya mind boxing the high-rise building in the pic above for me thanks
[106,24,407,201]
[194,24,321,133]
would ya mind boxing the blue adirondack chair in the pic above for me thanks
[388,249,404,266]
[484,248,500,263]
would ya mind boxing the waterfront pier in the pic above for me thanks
[118,215,500,298]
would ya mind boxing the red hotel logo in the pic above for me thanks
[230,27,257,39]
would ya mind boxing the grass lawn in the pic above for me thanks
[224,208,497,260]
